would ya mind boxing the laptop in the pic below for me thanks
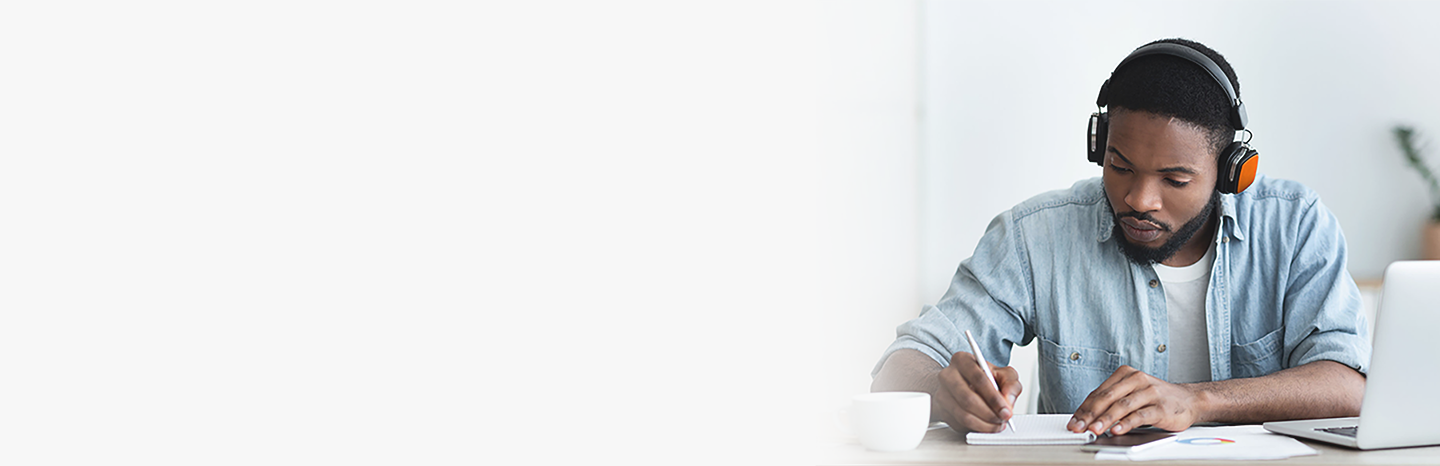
[1264,261,1440,449]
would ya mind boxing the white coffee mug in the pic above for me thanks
[851,392,931,451]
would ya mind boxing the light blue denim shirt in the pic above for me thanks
[875,175,1371,415]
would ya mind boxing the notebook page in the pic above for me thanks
[965,414,1097,445]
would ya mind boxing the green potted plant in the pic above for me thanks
[1393,125,1440,260]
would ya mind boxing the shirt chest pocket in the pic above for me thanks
[1232,328,1283,378]
[1036,337,1126,414]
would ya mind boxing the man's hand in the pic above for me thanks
[934,351,1023,433]
[1067,365,1204,436]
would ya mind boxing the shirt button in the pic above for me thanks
[1070,352,1081,361]
[1157,344,1167,353]
[1149,279,1159,288]
[1222,236,1230,243]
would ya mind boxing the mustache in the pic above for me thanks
[1116,211,1172,232]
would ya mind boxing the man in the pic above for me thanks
[870,38,1371,437]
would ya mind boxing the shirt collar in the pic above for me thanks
[1096,201,1115,243]
[1219,191,1244,242]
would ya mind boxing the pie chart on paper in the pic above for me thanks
[1177,437,1237,446]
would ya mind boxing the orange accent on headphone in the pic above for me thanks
[1235,154,1259,193]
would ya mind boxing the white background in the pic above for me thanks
[3,1,819,464]
[3,1,1438,464]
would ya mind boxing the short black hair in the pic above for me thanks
[1106,38,1239,159]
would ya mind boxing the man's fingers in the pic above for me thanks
[951,353,1011,419]
[1110,405,1163,436]
[952,377,1007,423]
[954,408,1005,433]
[994,365,1023,407]
[942,364,1005,425]
[940,356,1010,424]
[939,387,1004,434]
[935,375,1003,433]
[1090,384,1160,436]
[1070,366,1142,433]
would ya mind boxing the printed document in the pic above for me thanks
[1094,425,1316,461]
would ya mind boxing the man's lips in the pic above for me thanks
[1120,218,1163,243]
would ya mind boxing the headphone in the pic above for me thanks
[1087,42,1259,194]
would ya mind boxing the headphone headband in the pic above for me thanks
[1096,42,1248,130]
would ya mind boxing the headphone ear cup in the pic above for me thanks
[1217,142,1259,194]
[1233,148,1259,193]
[1088,113,1108,166]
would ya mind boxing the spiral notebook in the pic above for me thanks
[965,414,1097,445]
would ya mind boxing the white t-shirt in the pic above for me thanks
[1152,240,1216,384]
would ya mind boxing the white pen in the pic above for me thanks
[964,330,1017,433]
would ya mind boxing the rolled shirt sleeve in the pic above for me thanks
[1281,196,1372,374]
[872,211,1033,376]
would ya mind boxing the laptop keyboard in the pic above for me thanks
[1316,426,1358,437]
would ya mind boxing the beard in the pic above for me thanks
[1110,190,1220,265]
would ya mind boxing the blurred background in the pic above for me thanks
[819,0,1440,426]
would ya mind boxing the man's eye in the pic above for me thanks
[1110,165,1132,174]
[1166,179,1190,187]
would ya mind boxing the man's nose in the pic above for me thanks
[1124,178,1163,213]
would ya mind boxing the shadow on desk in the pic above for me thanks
[819,425,1440,465]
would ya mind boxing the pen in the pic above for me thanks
[964,330,1017,433]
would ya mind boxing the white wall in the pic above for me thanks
[818,0,922,417]
[6,2,832,464]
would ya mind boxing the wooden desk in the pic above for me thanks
[819,426,1440,465]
